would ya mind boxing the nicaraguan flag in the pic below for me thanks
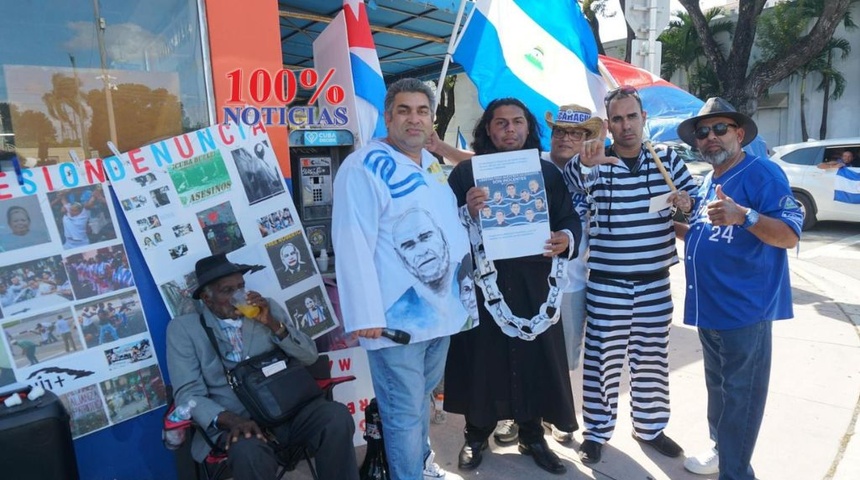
[457,127,468,149]
[453,0,607,148]
[344,0,387,144]
[834,166,860,203]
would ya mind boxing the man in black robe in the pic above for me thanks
[444,98,581,475]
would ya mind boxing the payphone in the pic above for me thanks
[288,129,354,258]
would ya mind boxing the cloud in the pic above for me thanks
[64,21,166,66]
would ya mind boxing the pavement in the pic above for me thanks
[290,254,860,480]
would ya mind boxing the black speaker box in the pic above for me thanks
[0,388,79,480]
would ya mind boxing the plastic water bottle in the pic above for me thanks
[431,393,446,424]
[163,400,196,449]
[317,248,330,272]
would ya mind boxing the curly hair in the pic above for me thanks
[471,98,542,155]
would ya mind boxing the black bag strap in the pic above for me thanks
[199,314,232,379]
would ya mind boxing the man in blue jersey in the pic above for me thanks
[675,98,801,479]
[566,85,697,464]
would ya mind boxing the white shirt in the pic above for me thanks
[333,140,475,350]
[543,152,588,293]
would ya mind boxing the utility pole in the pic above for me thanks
[93,0,118,148]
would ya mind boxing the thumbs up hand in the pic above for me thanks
[707,184,747,226]
[580,121,619,167]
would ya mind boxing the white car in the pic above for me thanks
[770,138,860,230]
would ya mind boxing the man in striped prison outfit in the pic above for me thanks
[563,85,698,465]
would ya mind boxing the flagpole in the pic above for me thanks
[433,0,469,110]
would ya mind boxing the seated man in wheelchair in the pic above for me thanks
[166,253,359,480]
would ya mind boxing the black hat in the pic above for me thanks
[677,97,758,147]
[191,253,264,299]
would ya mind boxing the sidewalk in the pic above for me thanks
[292,258,860,479]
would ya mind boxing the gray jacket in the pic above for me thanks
[165,299,317,461]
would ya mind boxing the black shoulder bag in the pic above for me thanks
[199,315,323,427]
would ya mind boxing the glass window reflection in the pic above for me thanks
[0,0,211,167]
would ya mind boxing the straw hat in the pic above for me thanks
[544,104,603,139]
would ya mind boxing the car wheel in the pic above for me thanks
[793,191,817,230]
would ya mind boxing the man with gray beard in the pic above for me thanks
[675,97,802,479]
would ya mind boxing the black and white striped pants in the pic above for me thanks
[581,274,673,443]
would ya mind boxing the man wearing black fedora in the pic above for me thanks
[166,253,358,480]
[675,97,802,479]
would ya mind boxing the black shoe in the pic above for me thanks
[578,440,602,465]
[493,419,519,444]
[632,432,683,458]
[518,439,566,475]
[458,440,488,470]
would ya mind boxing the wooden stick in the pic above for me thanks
[644,140,677,193]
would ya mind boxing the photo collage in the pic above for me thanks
[114,127,341,344]
[0,176,165,439]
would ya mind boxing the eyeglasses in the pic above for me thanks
[604,85,639,106]
[694,122,738,140]
[551,128,587,141]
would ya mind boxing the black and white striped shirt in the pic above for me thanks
[564,144,698,280]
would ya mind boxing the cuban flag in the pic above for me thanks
[834,167,860,203]
[344,0,387,144]
[453,0,607,148]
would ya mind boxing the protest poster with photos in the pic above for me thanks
[472,148,552,260]
[0,169,166,439]
[111,122,339,342]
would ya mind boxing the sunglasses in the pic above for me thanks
[694,122,738,140]
[604,85,639,106]
[551,128,587,141]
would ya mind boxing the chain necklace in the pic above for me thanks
[460,206,569,341]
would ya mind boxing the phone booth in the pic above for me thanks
[288,129,354,261]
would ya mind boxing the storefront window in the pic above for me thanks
[0,0,212,167]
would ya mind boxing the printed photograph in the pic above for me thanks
[265,230,316,290]
[168,150,232,206]
[149,186,171,208]
[0,336,15,388]
[74,290,147,349]
[132,172,158,187]
[0,195,52,253]
[158,271,197,317]
[478,172,549,230]
[257,207,295,238]
[172,223,194,238]
[231,140,285,205]
[197,201,246,256]
[136,214,161,232]
[60,384,110,438]
[0,255,73,317]
[104,338,153,370]
[100,364,166,424]
[63,244,135,301]
[285,285,336,340]
[46,184,117,250]
[169,244,189,259]
[3,307,80,368]
[120,194,149,212]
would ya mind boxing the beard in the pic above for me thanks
[700,143,738,166]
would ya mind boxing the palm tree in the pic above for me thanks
[41,73,89,147]
[816,38,851,139]
[658,8,733,99]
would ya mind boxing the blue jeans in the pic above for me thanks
[366,336,449,480]
[699,321,772,480]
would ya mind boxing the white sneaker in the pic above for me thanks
[423,451,463,480]
[684,447,719,475]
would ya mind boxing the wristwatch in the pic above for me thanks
[741,208,760,229]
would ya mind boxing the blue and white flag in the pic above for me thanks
[834,166,860,203]
[457,127,468,149]
[453,0,607,148]
[344,0,387,144]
